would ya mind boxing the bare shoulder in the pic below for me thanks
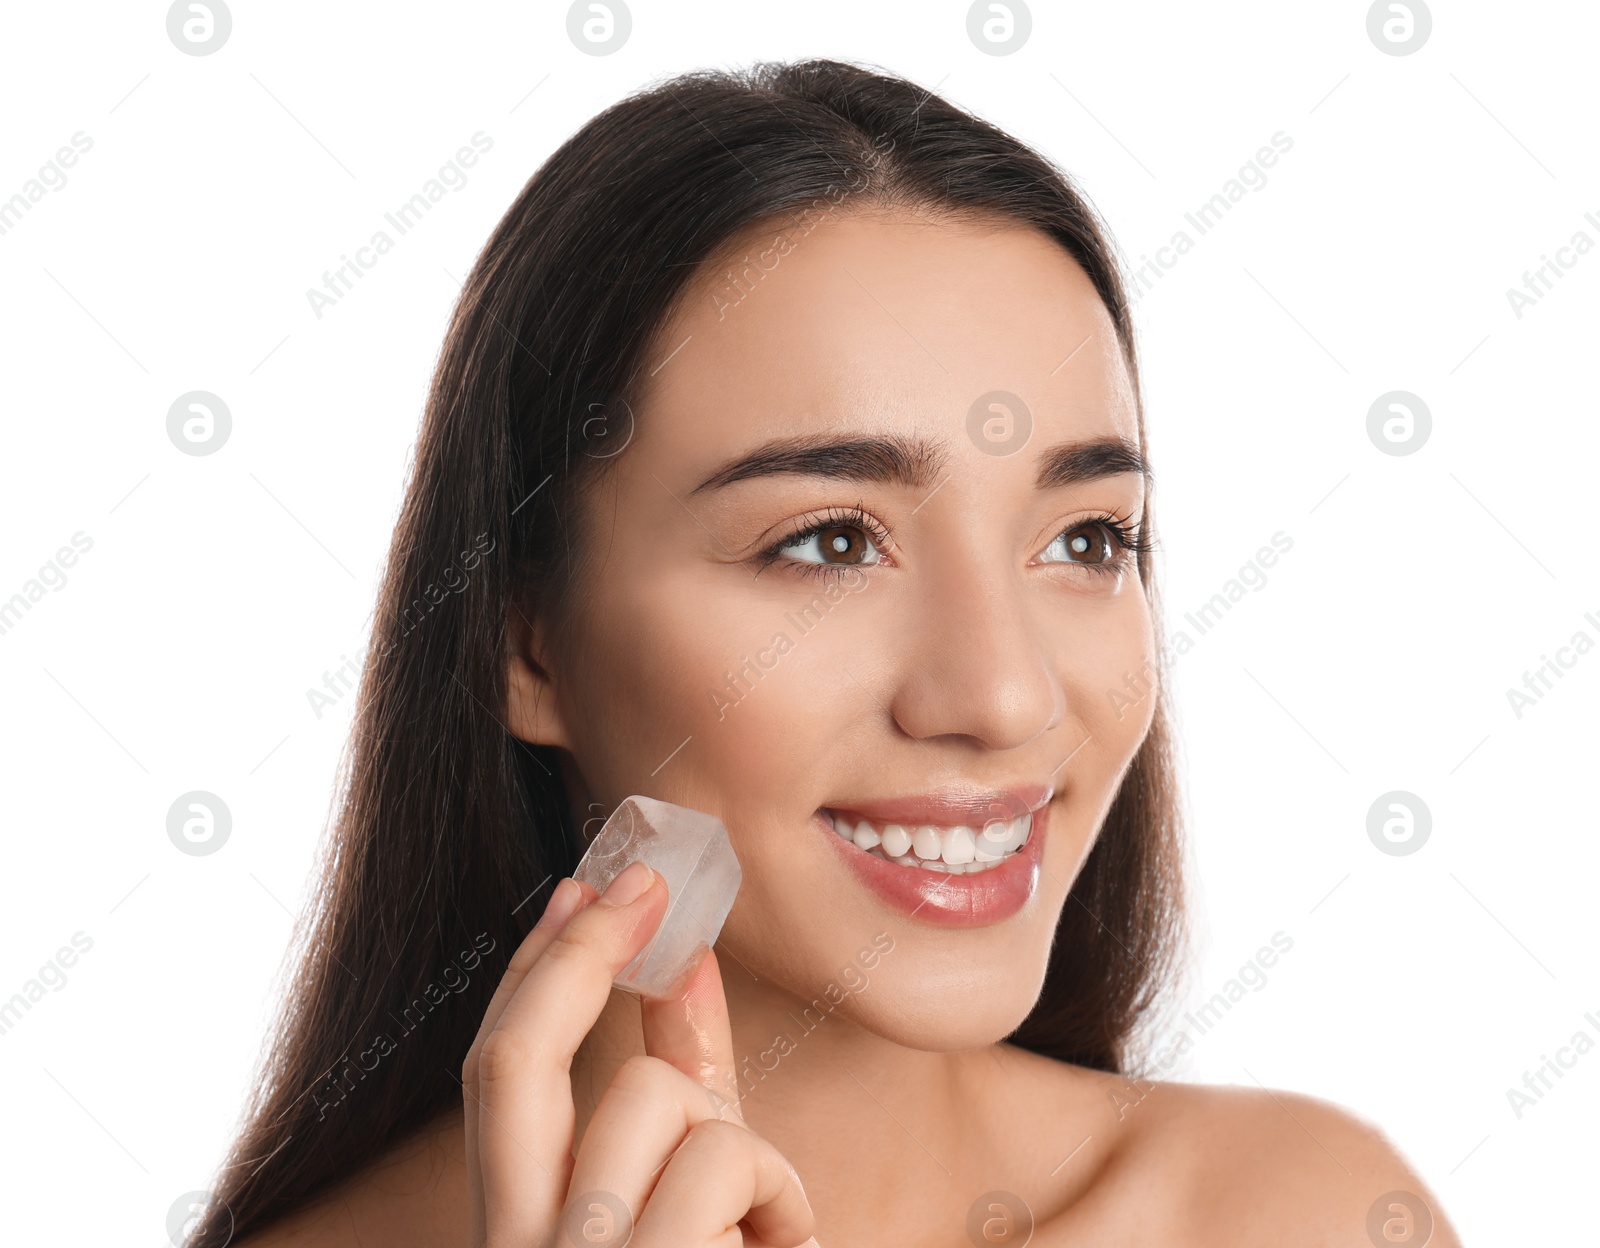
[230,1109,469,1248]
[979,1050,1459,1246]
[1098,1076,1464,1247]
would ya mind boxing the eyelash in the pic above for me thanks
[753,505,1155,581]
[1055,509,1156,579]
[754,504,892,581]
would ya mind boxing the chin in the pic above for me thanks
[855,963,1051,1052]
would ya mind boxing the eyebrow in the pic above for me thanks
[1036,436,1151,491]
[687,432,1149,495]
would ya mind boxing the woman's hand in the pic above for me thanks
[461,860,817,1247]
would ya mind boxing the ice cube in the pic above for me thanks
[572,795,743,999]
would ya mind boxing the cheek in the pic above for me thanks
[1059,587,1159,765]
[686,585,870,821]
[568,565,845,806]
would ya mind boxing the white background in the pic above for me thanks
[0,1,1594,1244]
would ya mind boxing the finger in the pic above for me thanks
[639,944,744,1123]
[563,1053,729,1219]
[628,1118,814,1248]
[471,866,663,1241]
[477,878,602,1047]
[464,862,669,1246]
[461,875,597,1234]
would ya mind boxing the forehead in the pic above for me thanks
[633,209,1138,463]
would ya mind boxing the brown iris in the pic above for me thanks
[1063,524,1111,565]
[817,525,872,564]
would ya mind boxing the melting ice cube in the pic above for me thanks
[573,795,742,998]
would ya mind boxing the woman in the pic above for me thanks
[194,59,1459,1247]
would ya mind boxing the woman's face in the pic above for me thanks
[509,208,1156,1050]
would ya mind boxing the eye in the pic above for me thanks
[757,505,891,579]
[784,526,883,565]
[1037,513,1149,576]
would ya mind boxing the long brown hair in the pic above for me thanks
[191,58,1186,1246]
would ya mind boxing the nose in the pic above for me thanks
[886,560,1064,752]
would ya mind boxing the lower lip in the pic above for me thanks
[814,803,1048,927]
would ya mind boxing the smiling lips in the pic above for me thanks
[815,784,1052,926]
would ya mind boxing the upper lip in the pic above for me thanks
[822,782,1053,828]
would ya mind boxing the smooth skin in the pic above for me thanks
[239,210,1461,1246]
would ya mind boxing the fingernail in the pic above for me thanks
[598,860,655,907]
[536,878,582,929]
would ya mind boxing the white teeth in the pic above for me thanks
[825,807,1034,874]
[880,823,912,857]
[911,825,943,860]
[942,826,975,865]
